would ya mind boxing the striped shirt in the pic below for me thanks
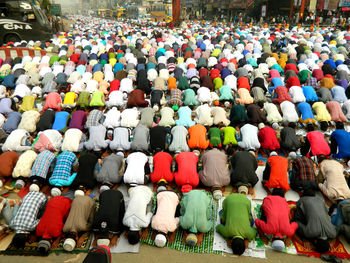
[10,191,47,234]
[51,151,77,181]
[30,150,56,179]
[326,101,347,122]
[292,156,317,182]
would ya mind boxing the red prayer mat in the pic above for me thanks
[292,235,350,259]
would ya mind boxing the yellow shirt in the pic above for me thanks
[63,92,78,105]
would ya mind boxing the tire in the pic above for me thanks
[4,34,21,44]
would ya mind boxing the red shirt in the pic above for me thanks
[36,196,72,239]
[255,195,298,238]
[174,152,199,193]
[258,127,280,150]
[306,131,331,157]
[151,152,174,184]
[265,156,290,191]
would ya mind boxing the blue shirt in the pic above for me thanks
[52,111,70,132]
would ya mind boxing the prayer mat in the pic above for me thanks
[0,232,93,256]
[213,198,266,258]
[253,202,297,255]
[292,235,350,259]
[141,191,219,254]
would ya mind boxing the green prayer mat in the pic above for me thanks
[141,191,220,254]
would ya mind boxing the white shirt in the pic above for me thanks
[103,107,121,129]
[289,86,306,103]
[195,104,213,126]
[196,87,212,103]
[13,84,31,98]
[120,108,139,128]
[238,124,260,150]
[124,152,149,185]
[123,186,153,231]
[280,101,299,123]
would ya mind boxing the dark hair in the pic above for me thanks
[271,188,285,197]
[320,121,328,132]
[317,154,328,164]
[336,121,345,130]
[306,123,314,132]
[314,238,330,253]
[288,122,297,129]
[231,237,245,255]
[12,234,27,248]
[303,188,315,197]
[227,146,235,156]
[127,230,140,245]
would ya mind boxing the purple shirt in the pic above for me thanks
[69,110,87,131]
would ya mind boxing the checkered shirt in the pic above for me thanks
[306,77,319,90]
[9,191,47,234]
[169,89,183,106]
[77,91,91,109]
[293,156,317,182]
[51,151,77,181]
[86,109,103,128]
[30,150,56,179]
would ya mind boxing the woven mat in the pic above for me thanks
[292,235,350,259]
[0,232,93,256]
[141,191,220,254]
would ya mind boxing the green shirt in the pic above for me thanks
[180,190,213,233]
[208,127,222,147]
[183,89,199,106]
[221,126,237,146]
[77,92,90,109]
[90,91,105,107]
[216,193,256,240]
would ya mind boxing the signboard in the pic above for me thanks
[309,0,317,10]
[325,0,339,10]
[340,0,350,6]
[50,4,61,15]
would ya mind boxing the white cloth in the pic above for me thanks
[195,104,213,126]
[106,91,125,108]
[123,185,153,231]
[280,101,299,123]
[103,107,121,129]
[61,128,83,152]
[2,129,31,152]
[211,107,230,126]
[237,124,261,150]
[17,110,40,133]
[196,87,212,104]
[109,127,131,151]
[168,126,190,153]
[158,107,175,127]
[12,150,38,178]
[13,84,31,98]
[123,152,148,185]
[289,86,306,103]
[264,102,283,123]
[120,108,139,128]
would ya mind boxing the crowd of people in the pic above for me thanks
[1,16,350,258]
